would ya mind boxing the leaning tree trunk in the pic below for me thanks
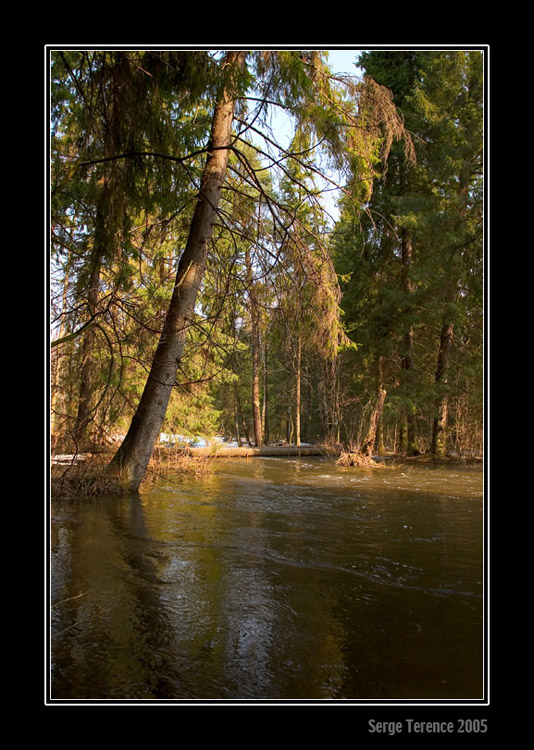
[110,51,246,489]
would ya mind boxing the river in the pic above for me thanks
[49,457,485,702]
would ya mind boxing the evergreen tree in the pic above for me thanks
[333,49,483,457]
[51,48,479,493]
[50,51,217,447]
[410,51,483,456]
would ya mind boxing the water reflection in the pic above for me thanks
[51,494,184,698]
[50,458,484,701]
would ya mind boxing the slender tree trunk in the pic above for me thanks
[375,420,385,454]
[431,318,454,458]
[245,246,263,447]
[319,356,340,443]
[51,265,70,438]
[253,336,263,446]
[233,383,252,447]
[301,364,310,444]
[361,356,386,457]
[250,316,263,447]
[361,388,387,457]
[74,255,101,445]
[295,335,301,446]
[400,226,418,455]
[286,406,293,445]
[74,56,130,447]
[110,51,247,489]
[233,395,242,447]
[74,199,119,446]
[235,384,252,447]
[402,328,418,455]
[399,420,406,454]
[262,338,269,445]
[74,183,125,447]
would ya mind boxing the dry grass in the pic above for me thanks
[50,445,218,500]
[149,445,218,479]
[51,455,125,500]
[336,450,384,468]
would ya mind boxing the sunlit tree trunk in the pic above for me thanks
[262,338,269,444]
[361,357,386,457]
[110,51,247,489]
[295,335,302,446]
[51,265,70,439]
[361,388,387,457]
[286,405,293,445]
[245,246,263,447]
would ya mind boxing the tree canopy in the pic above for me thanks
[49,47,485,488]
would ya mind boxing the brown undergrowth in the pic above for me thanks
[149,445,218,480]
[51,454,123,500]
[336,451,385,468]
[50,445,217,500]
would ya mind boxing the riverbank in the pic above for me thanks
[50,445,482,500]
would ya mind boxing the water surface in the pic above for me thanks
[50,457,485,701]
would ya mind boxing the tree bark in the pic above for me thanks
[109,51,247,489]
[262,337,269,444]
[400,226,418,455]
[74,254,101,444]
[431,318,454,458]
[361,357,386,456]
[51,265,70,438]
[295,335,302,446]
[235,383,252,447]
[245,246,263,446]
[233,385,242,447]
[361,387,387,457]
[319,356,340,443]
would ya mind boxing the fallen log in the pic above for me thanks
[189,444,328,458]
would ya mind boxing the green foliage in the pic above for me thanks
[329,49,484,453]
[50,48,484,457]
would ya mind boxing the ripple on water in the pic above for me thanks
[51,457,484,700]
